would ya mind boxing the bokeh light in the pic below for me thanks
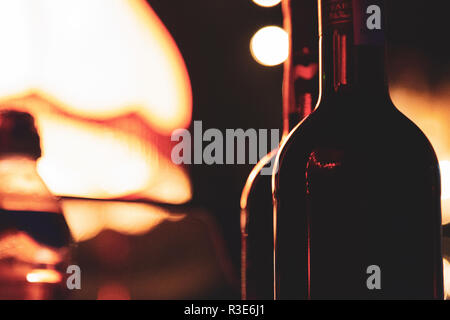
[444,258,450,300]
[252,0,282,8]
[26,269,62,284]
[250,26,289,67]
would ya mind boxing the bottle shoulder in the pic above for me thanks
[274,98,440,185]
[240,149,278,210]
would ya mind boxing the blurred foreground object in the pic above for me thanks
[61,201,237,299]
[0,0,192,204]
[0,110,72,299]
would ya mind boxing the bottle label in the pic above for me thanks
[323,0,385,45]
[323,0,353,26]
[352,0,385,45]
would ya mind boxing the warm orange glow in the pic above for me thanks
[0,156,61,213]
[62,199,186,242]
[294,64,319,80]
[390,86,450,225]
[97,282,131,300]
[441,161,450,225]
[444,258,450,300]
[0,232,63,265]
[0,0,191,135]
[26,269,62,284]
[250,26,289,67]
[1,96,192,204]
[0,0,193,204]
[36,116,151,198]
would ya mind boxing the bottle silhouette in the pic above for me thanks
[241,0,319,299]
[0,110,72,299]
[273,0,443,299]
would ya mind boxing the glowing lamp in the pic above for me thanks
[0,0,192,204]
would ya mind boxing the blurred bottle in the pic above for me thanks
[240,0,319,299]
[0,110,72,299]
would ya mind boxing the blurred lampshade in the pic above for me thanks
[0,0,192,204]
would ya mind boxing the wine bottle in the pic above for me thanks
[241,0,319,300]
[0,110,73,299]
[273,0,444,299]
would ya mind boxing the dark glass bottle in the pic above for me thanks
[273,0,444,299]
[0,110,72,299]
[241,0,319,300]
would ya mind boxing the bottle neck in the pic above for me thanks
[282,0,319,136]
[319,0,389,101]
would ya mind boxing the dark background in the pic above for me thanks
[148,0,450,298]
